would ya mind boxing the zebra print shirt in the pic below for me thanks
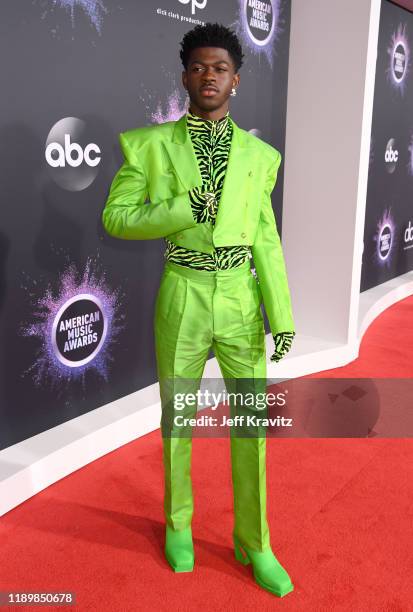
[163,109,296,360]
[163,108,252,271]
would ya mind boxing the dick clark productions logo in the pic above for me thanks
[52,294,107,367]
[178,0,207,13]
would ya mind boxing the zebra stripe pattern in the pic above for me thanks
[164,108,251,271]
[270,331,296,362]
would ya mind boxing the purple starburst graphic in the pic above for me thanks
[233,0,281,69]
[387,23,410,95]
[151,89,188,124]
[373,208,396,269]
[36,0,108,35]
[137,68,189,124]
[20,255,125,391]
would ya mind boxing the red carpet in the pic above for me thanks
[1,296,412,611]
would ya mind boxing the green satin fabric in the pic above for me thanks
[154,259,271,552]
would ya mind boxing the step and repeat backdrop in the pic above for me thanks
[0,0,291,450]
[361,0,413,291]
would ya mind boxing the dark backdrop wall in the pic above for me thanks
[361,0,413,291]
[0,0,291,450]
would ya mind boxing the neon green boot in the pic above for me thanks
[233,534,294,597]
[164,525,194,573]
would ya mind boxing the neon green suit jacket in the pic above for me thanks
[102,113,295,336]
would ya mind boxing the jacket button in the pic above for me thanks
[177,234,183,239]
[241,232,247,239]
[248,171,252,176]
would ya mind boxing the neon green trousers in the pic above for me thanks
[154,258,271,552]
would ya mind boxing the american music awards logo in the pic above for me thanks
[235,0,282,69]
[387,23,410,95]
[373,208,396,268]
[51,294,107,368]
[20,256,124,389]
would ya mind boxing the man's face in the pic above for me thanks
[182,46,239,115]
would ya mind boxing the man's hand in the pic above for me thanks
[270,331,296,362]
[188,186,217,223]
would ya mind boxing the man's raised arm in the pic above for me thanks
[102,132,200,240]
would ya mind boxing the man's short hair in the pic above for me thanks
[179,22,244,72]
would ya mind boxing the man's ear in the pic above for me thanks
[182,70,187,90]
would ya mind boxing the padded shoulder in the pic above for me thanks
[117,120,176,166]
[248,133,281,161]
[120,120,175,147]
[242,128,281,164]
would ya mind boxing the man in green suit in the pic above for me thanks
[102,22,295,598]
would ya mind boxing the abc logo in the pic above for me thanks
[385,145,398,163]
[45,117,101,191]
[404,220,413,243]
[46,134,100,168]
[178,0,207,14]
[384,138,398,173]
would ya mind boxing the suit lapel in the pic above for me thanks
[215,116,254,229]
[162,114,202,190]
[163,112,255,227]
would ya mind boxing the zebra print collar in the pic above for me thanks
[186,107,230,133]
